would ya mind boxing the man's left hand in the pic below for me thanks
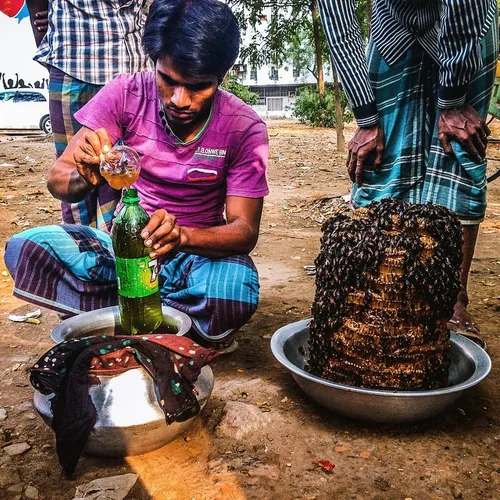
[438,104,490,163]
[141,209,184,259]
[34,10,49,33]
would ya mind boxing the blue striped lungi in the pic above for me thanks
[4,225,259,342]
[352,22,498,223]
[49,67,120,233]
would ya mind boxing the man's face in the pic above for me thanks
[156,57,219,127]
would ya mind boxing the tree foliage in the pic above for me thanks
[228,0,371,137]
[221,74,259,105]
[229,0,370,70]
[293,85,353,128]
[228,0,312,68]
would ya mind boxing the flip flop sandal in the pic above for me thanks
[448,319,487,350]
[212,339,239,355]
[186,329,239,355]
[455,331,487,351]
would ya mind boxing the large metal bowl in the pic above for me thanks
[34,305,215,456]
[51,305,192,343]
[271,319,491,423]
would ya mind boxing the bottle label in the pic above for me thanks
[115,256,159,298]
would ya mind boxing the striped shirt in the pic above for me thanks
[318,0,498,127]
[34,0,152,85]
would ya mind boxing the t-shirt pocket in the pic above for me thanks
[187,167,220,183]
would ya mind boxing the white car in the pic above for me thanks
[0,89,51,134]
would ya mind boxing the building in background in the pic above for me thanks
[232,10,334,119]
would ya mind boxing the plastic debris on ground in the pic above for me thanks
[73,473,138,500]
[8,309,42,325]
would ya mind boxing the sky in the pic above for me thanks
[0,8,48,89]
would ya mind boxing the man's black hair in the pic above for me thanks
[143,0,240,81]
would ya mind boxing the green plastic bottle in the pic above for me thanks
[112,188,163,335]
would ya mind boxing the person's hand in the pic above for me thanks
[73,128,112,186]
[438,104,490,163]
[34,11,48,32]
[141,209,183,259]
[347,123,384,186]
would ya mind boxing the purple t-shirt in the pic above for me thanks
[74,72,269,228]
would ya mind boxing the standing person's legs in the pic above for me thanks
[351,40,431,206]
[48,66,120,233]
[421,21,498,342]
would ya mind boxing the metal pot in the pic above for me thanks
[34,306,214,456]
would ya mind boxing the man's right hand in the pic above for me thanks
[347,123,384,186]
[73,128,113,187]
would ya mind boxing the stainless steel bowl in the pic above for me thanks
[34,305,215,456]
[51,305,192,343]
[271,319,491,423]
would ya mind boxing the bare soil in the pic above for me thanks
[0,121,499,500]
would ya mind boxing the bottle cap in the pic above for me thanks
[122,188,140,204]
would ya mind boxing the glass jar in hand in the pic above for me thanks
[100,145,141,190]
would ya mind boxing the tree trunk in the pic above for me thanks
[311,1,324,96]
[366,0,373,38]
[332,68,346,152]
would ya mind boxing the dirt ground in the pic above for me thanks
[0,121,499,500]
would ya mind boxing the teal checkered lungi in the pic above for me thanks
[352,21,498,223]
[5,225,259,341]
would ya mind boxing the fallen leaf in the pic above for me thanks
[25,318,41,324]
[256,401,272,412]
[312,460,335,473]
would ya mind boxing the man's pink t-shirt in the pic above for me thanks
[74,72,269,228]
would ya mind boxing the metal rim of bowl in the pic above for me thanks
[51,304,192,344]
[270,318,492,398]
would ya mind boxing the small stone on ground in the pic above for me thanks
[24,485,39,499]
[3,442,30,456]
[216,401,273,440]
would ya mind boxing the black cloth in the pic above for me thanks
[31,334,215,477]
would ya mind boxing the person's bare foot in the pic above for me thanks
[447,293,485,349]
